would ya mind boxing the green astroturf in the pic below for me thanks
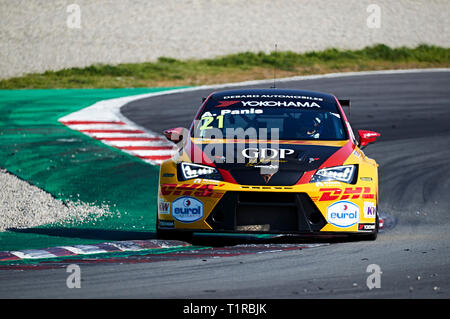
[0,88,184,251]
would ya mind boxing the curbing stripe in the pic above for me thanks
[59,117,176,165]
[0,239,191,262]
[60,120,126,125]
[0,252,21,261]
[79,129,145,134]
[118,145,174,151]
[10,250,57,259]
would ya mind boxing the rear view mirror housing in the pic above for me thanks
[163,127,184,143]
[358,130,380,148]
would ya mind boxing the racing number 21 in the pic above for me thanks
[200,115,224,130]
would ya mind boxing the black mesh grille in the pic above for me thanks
[228,169,304,186]
[206,191,326,233]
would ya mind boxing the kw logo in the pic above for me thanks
[318,187,374,201]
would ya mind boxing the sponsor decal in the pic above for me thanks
[158,198,170,214]
[172,196,204,223]
[201,108,264,120]
[314,181,342,187]
[219,108,263,115]
[317,187,375,201]
[252,164,279,170]
[327,201,360,228]
[161,183,225,198]
[159,220,175,228]
[362,132,380,138]
[364,201,377,218]
[202,108,263,117]
[222,95,323,101]
[358,223,376,231]
[193,178,225,184]
[242,148,294,159]
[216,100,241,107]
[241,101,321,108]
[352,150,361,158]
[246,158,286,166]
[261,173,275,184]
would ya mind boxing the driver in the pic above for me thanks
[298,113,321,139]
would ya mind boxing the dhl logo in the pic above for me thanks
[315,187,375,202]
[161,183,224,198]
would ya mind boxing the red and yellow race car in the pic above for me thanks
[157,88,380,240]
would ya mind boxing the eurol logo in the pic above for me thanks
[327,201,360,228]
[172,196,204,223]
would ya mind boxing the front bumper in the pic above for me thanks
[157,181,378,236]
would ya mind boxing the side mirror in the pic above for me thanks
[163,127,184,143]
[358,130,380,148]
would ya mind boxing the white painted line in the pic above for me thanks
[67,245,108,255]
[127,149,174,156]
[109,241,146,251]
[102,140,170,147]
[10,250,57,259]
[83,132,150,138]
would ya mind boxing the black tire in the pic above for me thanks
[157,228,193,241]
[360,211,379,241]
[348,210,378,241]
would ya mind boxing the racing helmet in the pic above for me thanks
[298,112,321,138]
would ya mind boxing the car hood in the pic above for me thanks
[188,139,350,186]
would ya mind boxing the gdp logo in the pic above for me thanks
[327,201,360,228]
[172,196,204,223]
[242,148,295,159]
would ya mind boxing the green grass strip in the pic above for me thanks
[1,44,449,89]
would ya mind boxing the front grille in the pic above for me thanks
[228,169,303,186]
[206,192,326,233]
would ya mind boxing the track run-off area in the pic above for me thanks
[0,69,449,298]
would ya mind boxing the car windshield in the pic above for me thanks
[192,97,348,141]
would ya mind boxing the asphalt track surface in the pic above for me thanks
[1,70,449,299]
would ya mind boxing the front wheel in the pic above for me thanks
[156,227,193,241]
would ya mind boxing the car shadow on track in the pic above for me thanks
[6,227,378,249]
[188,234,376,247]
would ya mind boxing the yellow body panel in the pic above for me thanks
[158,143,378,234]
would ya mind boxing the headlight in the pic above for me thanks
[179,162,223,181]
[310,165,356,184]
